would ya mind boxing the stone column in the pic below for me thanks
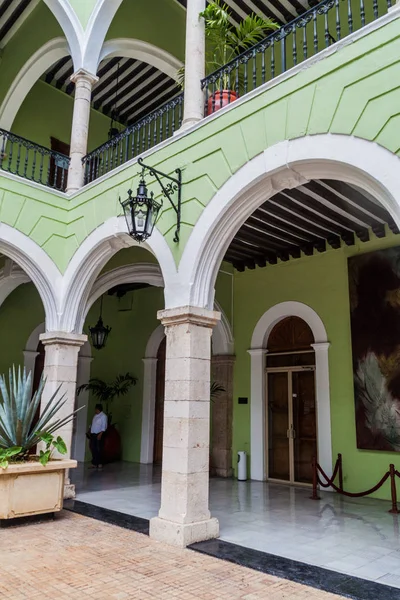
[248,348,267,481]
[311,342,332,479]
[66,69,98,193]
[39,332,87,498]
[210,355,235,477]
[181,0,206,130]
[150,306,220,547]
[72,353,93,462]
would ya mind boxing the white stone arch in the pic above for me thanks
[0,223,61,331]
[249,301,331,481]
[43,0,83,67]
[23,320,92,462]
[81,0,124,74]
[98,39,183,80]
[0,262,30,309]
[0,38,70,131]
[60,216,179,333]
[212,300,234,355]
[179,134,400,311]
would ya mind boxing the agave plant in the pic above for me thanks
[0,366,80,465]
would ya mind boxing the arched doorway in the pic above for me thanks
[266,316,316,485]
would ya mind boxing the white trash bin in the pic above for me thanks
[237,450,247,481]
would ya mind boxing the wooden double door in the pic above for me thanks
[266,367,317,485]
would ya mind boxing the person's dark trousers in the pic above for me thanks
[90,433,103,466]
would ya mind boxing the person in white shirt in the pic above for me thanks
[88,403,108,469]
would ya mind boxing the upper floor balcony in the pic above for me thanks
[0,0,396,194]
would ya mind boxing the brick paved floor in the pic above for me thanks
[0,511,346,600]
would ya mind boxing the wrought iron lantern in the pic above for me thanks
[89,296,111,350]
[120,157,182,244]
[120,173,162,243]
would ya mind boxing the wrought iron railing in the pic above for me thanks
[0,128,69,191]
[83,93,184,184]
[202,0,391,114]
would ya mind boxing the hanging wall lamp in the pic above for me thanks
[120,157,182,243]
[89,295,112,350]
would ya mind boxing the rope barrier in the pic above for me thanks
[310,454,399,514]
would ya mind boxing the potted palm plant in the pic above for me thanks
[0,366,79,520]
[200,0,278,114]
[77,373,137,463]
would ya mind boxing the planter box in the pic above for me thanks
[0,459,77,520]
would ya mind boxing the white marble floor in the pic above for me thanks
[71,462,400,588]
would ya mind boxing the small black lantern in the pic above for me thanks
[120,157,182,243]
[120,171,162,243]
[89,296,111,350]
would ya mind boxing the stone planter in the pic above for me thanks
[0,459,77,520]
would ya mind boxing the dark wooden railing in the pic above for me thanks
[83,93,184,184]
[202,0,391,114]
[311,454,400,514]
[0,129,69,191]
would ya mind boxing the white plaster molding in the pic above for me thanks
[0,38,70,131]
[0,224,61,331]
[0,263,30,308]
[99,39,183,79]
[81,0,124,74]
[180,134,400,310]
[43,0,83,67]
[212,300,234,355]
[60,216,179,332]
[248,302,332,481]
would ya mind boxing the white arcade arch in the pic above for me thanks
[179,134,400,311]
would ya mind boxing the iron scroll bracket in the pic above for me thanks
[137,157,182,243]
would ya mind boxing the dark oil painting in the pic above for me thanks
[349,247,400,452]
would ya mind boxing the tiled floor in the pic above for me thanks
[0,511,345,599]
[71,461,400,588]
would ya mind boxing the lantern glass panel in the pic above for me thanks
[134,202,149,235]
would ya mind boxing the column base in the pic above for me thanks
[210,467,233,478]
[63,483,76,499]
[150,516,219,548]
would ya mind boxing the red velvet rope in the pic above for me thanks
[316,462,391,498]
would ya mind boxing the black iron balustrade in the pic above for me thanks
[0,128,69,191]
[202,0,391,114]
[83,93,184,184]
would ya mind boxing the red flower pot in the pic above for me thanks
[207,90,238,115]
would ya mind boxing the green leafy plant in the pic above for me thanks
[36,432,67,466]
[178,0,278,90]
[77,373,137,424]
[0,366,81,468]
[0,446,22,469]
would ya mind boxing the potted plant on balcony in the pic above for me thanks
[201,0,278,114]
[0,366,80,521]
[77,372,137,463]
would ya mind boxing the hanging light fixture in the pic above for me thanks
[89,296,112,350]
[120,157,182,244]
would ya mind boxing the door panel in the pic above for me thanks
[292,370,317,484]
[153,337,166,464]
[267,372,290,481]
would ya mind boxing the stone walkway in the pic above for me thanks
[0,511,345,599]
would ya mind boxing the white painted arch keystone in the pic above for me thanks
[179,134,400,311]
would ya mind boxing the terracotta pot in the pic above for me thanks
[207,90,237,115]
[0,459,77,519]
[102,424,122,463]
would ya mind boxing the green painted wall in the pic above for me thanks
[0,283,44,374]
[106,0,185,61]
[84,285,164,462]
[67,0,95,28]
[0,3,63,108]
[12,80,113,154]
[232,231,400,500]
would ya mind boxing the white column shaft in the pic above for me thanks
[181,0,206,129]
[72,354,93,462]
[311,342,332,478]
[67,69,98,192]
[140,357,158,464]
[248,348,267,481]
[150,306,220,547]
